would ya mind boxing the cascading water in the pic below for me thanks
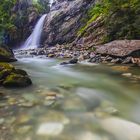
[21,14,47,50]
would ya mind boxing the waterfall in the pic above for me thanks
[21,14,47,50]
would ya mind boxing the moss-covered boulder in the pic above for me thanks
[13,69,28,76]
[0,62,32,88]
[3,73,32,87]
[0,44,17,62]
[0,69,12,82]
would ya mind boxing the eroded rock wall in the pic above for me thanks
[42,0,95,46]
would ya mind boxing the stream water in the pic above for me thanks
[0,57,140,140]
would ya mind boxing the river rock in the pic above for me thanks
[60,61,69,65]
[69,58,78,64]
[122,57,132,64]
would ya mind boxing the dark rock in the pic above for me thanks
[122,57,132,64]
[89,57,96,63]
[0,69,12,81]
[14,69,28,76]
[69,59,78,64]
[0,63,32,88]
[3,74,32,88]
[30,51,37,55]
[37,50,45,55]
[60,62,69,65]
[89,55,102,63]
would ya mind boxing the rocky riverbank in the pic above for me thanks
[15,40,140,66]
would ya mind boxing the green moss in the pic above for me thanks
[0,47,12,57]
[78,0,111,36]
[0,62,14,70]
[3,73,32,87]
[0,69,12,80]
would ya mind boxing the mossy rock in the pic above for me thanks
[13,69,28,76]
[0,69,12,81]
[0,45,17,62]
[3,73,32,88]
[0,62,15,70]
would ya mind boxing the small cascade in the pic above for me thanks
[21,14,47,50]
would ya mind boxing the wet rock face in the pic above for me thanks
[42,0,94,46]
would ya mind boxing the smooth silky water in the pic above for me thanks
[0,57,140,140]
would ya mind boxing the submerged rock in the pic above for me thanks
[100,117,140,140]
[60,58,78,65]
[37,122,64,136]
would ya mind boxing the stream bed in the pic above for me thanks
[0,57,140,140]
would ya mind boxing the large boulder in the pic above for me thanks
[0,44,17,62]
[0,63,32,88]
[42,0,95,46]
[95,40,140,57]
[3,73,32,87]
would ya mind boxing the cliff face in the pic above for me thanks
[42,0,95,46]
[42,0,140,49]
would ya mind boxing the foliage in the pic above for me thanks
[0,0,50,45]
[33,0,50,13]
[78,0,111,35]
[106,0,140,41]
[0,0,17,43]
[78,0,140,42]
